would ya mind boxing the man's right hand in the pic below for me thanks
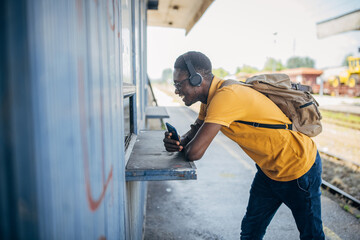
[163,132,183,152]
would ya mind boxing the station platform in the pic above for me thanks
[143,106,360,240]
[315,95,360,115]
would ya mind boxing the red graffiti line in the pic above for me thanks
[77,59,113,211]
[107,0,115,31]
[76,0,83,29]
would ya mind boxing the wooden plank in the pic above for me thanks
[145,106,169,119]
[125,131,197,181]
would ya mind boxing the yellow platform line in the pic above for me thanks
[323,225,342,240]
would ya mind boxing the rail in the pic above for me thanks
[318,150,360,210]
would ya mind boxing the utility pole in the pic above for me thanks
[272,32,278,72]
[293,38,296,56]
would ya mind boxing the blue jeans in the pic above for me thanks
[240,152,325,240]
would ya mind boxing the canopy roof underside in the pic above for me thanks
[147,0,214,35]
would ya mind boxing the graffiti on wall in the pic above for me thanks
[76,0,124,212]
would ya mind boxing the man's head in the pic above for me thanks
[173,51,214,106]
[174,51,213,81]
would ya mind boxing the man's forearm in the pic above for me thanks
[180,119,203,147]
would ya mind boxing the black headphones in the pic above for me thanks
[182,54,203,86]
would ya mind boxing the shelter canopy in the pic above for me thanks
[316,9,360,39]
[147,0,214,35]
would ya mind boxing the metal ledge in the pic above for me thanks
[145,106,169,119]
[125,130,197,181]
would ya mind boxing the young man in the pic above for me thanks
[163,51,325,240]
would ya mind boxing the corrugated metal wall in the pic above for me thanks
[0,0,148,239]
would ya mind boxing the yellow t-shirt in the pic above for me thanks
[199,76,317,181]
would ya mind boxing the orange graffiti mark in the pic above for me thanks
[79,0,120,38]
[76,0,83,29]
[77,59,113,212]
[107,0,115,31]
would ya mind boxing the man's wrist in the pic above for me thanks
[180,136,189,148]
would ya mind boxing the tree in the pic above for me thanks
[161,68,173,83]
[212,68,229,78]
[286,56,315,69]
[236,65,259,74]
[263,58,285,72]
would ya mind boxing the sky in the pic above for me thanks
[147,0,360,79]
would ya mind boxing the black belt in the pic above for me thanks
[235,120,292,130]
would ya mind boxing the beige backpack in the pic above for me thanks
[221,73,322,137]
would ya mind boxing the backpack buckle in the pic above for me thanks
[291,82,301,90]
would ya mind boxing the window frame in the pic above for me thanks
[123,84,136,149]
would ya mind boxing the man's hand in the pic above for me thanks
[163,132,184,152]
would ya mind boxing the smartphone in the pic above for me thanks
[165,122,180,141]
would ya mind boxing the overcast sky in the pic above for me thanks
[147,0,360,79]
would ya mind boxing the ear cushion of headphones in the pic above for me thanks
[190,73,203,86]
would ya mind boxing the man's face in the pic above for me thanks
[173,69,198,106]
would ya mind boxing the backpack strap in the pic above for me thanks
[220,79,250,89]
[220,80,293,131]
[235,120,292,130]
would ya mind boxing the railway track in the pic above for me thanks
[319,148,360,168]
[318,149,360,210]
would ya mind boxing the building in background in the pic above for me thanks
[281,68,323,93]
[316,6,360,96]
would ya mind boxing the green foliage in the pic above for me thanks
[286,56,315,68]
[212,68,229,78]
[343,204,350,212]
[263,58,285,72]
[161,68,173,83]
[236,65,259,74]
[342,53,353,66]
[321,110,360,124]
[320,110,360,130]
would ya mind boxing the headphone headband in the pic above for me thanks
[183,54,197,76]
[182,54,203,87]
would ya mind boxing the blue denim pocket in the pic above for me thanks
[296,152,321,193]
[297,172,311,192]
